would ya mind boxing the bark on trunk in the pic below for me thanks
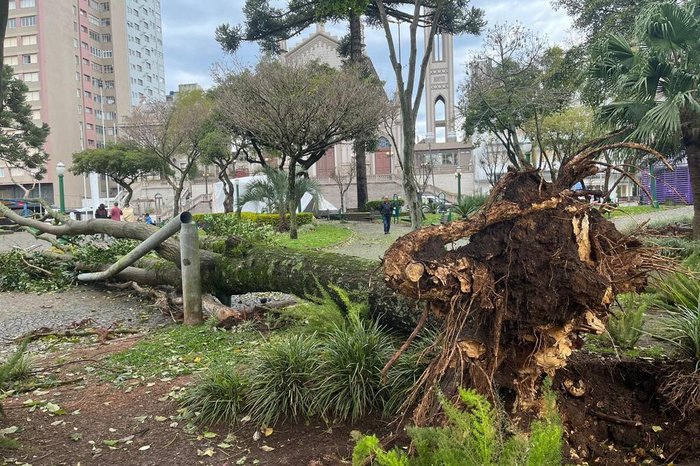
[349,13,368,211]
[401,116,421,229]
[287,162,298,239]
[124,186,134,205]
[355,141,368,211]
[685,140,700,240]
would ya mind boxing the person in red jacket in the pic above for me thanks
[109,202,122,221]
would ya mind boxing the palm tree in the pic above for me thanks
[237,166,321,232]
[590,1,700,238]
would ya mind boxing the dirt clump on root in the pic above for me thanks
[382,169,668,424]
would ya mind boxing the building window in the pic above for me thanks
[20,0,36,7]
[92,63,102,72]
[0,168,5,177]
[7,19,16,28]
[88,14,100,26]
[103,50,112,58]
[85,107,93,114]
[21,35,37,45]
[84,90,92,99]
[8,1,15,9]
[101,33,111,42]
[103,65,113,73]
[82,58,90,66]
[433,33,444,62]
[22,54,38,64]
[84,74,91,81]
[88,139,95,147]
[26,90,40,100]
[20,15,37,27]
[81,25,89,33]
[105,80,115,88]
[80,9,86,16]
[101,18,111,27]
[5,56,19,66]
[22,72,39,82]
[89,29,99,41]
[86,123,93,130]
[77,104,82,114]
[92,78,103,87]
[82,41,89,49]
[105,96,115,104]
[93,94,102,104]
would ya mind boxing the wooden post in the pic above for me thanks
[180,212,203,325]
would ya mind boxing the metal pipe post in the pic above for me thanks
[77,213,186,281]
[180,212,203,325]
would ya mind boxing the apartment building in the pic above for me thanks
[1,0,165,210]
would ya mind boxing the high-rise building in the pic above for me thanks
[1,0,166,210]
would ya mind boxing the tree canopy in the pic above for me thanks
[70,143,163,205]
[0,65,50,183]
[121,90,212,215]
[589,0,700,237]
[215,60,388,238]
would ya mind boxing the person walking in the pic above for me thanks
[109,202,122,221]
[122,203,136,222]
[380,197,393,234]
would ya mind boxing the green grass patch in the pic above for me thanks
[607,205,679,218]
[103,323,263,382]
[276,223,352,250]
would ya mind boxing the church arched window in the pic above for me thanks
[434,97,446,123]
[433,33,444,62]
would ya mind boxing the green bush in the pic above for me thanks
[607,293,649,349]
[353,383,563,466]
[645,237,700,259]
[0,340,31,416]
[0,250,74,292]
[178,366,249,425]
[364,199,405,212]
[452,195,488,219]
[192,213,277,241]
[314,310,395,422]
[73,238,140,264]
[240,212,314,227]
[248,334,320,425]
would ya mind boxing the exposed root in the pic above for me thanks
[659,368,700,418]
[382,150,673,425]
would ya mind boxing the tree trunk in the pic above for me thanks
[0,0,8,75]
[355,141,368,210]
[287,161,298,239]
[401,114,421,229]
[685,138,700,239]
[124,186,134,205]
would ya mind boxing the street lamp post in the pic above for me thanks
[234,179,240,211]
[521,139,532,164]
[455,165,462,204]
[56,161,66,213]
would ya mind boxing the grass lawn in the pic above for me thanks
[608,204,681,218]
[275,223,353,250]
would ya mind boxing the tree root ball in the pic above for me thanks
[382,170,665,424]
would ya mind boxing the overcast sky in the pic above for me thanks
[160,0,575,137]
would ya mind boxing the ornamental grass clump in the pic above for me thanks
[607,293,649,349]
[313,310,395,423]
[178,365,249,426]
[248,334,320,426]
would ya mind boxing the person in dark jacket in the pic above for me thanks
[379,197,392,234]
[95,204,108,219]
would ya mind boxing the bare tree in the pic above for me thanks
[120,90,212,215]
[475,136,510,188]
[215,61,388,239]
[330,157,356,215]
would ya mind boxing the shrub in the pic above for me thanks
[353,382,564,466]
[192,213,277,241]
[248,334,320,426]
[178,366,249,425]
[240,212,314,227]
[0,250,74,292]
[607,293,649,349]
[0,340,31,416]
[646,237,700,259]
[452,195,488,219]
[73,238,140,264]
[659,301,700,366]
[314,310,395,423]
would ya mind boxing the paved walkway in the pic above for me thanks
[611,205,694,232]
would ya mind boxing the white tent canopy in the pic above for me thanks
[212,176,337,214]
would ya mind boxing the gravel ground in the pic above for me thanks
[0,285,170,345]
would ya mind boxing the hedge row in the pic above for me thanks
[193,212,314,227]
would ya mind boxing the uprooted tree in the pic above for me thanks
[0,142,672,422]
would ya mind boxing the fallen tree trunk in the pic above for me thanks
[0,143,672,424]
